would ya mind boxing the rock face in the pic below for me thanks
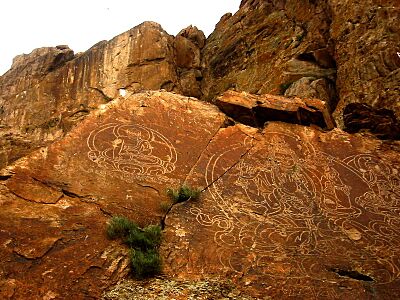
[0,1,400,299]
[330,0,400,127]
[201,0,400,126]
[0,22,206,169]
[0,91,399,299]
[201,0,336,109]
[0,91,227,299]
[162,121,400,299]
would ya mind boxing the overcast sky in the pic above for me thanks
[0,0,240,75]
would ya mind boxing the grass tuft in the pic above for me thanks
[166,185,201,204]
[106,216,162,279]
[106,216,137,240]
[130,249,162,279]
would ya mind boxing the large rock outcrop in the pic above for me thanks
[329,0,400,127]
[0,22,206,169]
[201,0,336,109]
[0,91,399,299]
[0,1,399,298]
[201,0,400,127]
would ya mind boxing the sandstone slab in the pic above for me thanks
[216,90,335,129]
[162,122,400,299]
[0,92,227,299]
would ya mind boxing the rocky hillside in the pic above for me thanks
[0,0,399,299]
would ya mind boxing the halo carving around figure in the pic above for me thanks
[87,123,177,183]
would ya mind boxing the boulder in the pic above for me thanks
[215,90,336,129]
[284,77,337,108]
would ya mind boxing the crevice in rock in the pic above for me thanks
[183,124,224,184]
[136,183,160,196]
[203,141,255,192]
[7,188,62,205]
[329,267,374,282]
[0,174,12,181]
[89,87,113,102]
[61,188,86,199]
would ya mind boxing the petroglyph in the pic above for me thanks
[87,123,177,183]
[191,131,400,284]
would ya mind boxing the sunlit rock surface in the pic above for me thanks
[0,91,399,299]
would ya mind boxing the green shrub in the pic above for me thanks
[123,224,162,250]
[106,216,137,239]
[130,249,162,278]
[106,216,163,279]
[167,185,201,204]
[160,201,172,212]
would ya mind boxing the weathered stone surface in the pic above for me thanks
[162,121,400,299]
[0,1,400,298]
[0,127,45,170]
[175,26,205,99]
[201,0,399,129]
[0,91,227,299]
[216,90,335,129]
[0,91,399,299]
[201,0,336,107]
[343,102,400,139]
[284,77,337,109]
[0,22,181,153]
[330,0,400,127]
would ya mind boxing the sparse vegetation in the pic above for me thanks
[296,33,305,42]
[159,201,172,213]
[106,216,162,279]
[166,184,201,204]
[129,249,162,278]
[280,82,293,95]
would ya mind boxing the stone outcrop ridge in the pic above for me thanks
[0,22,205,168]
[216,90,335,129]
[202,0,400,128]
[0,21,205,132]
[0,91,399,299]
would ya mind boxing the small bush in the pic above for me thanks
[123,224,162,250]
[167,185,201,204]
[106,216,137,239]
[160,201,172,212]
[106,216,162,279]
[130,249,162,278]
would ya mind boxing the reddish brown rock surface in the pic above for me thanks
[0,91,399,299]
[162,121,400,299]
[0,92,226,299]
[201,0,336,106]
[330,0,400,127]
[201,0,400,127]
[0,22,206,169]
[216,90,335,129]
[0,1,400,299]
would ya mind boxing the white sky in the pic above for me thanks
[0,0,240,75]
